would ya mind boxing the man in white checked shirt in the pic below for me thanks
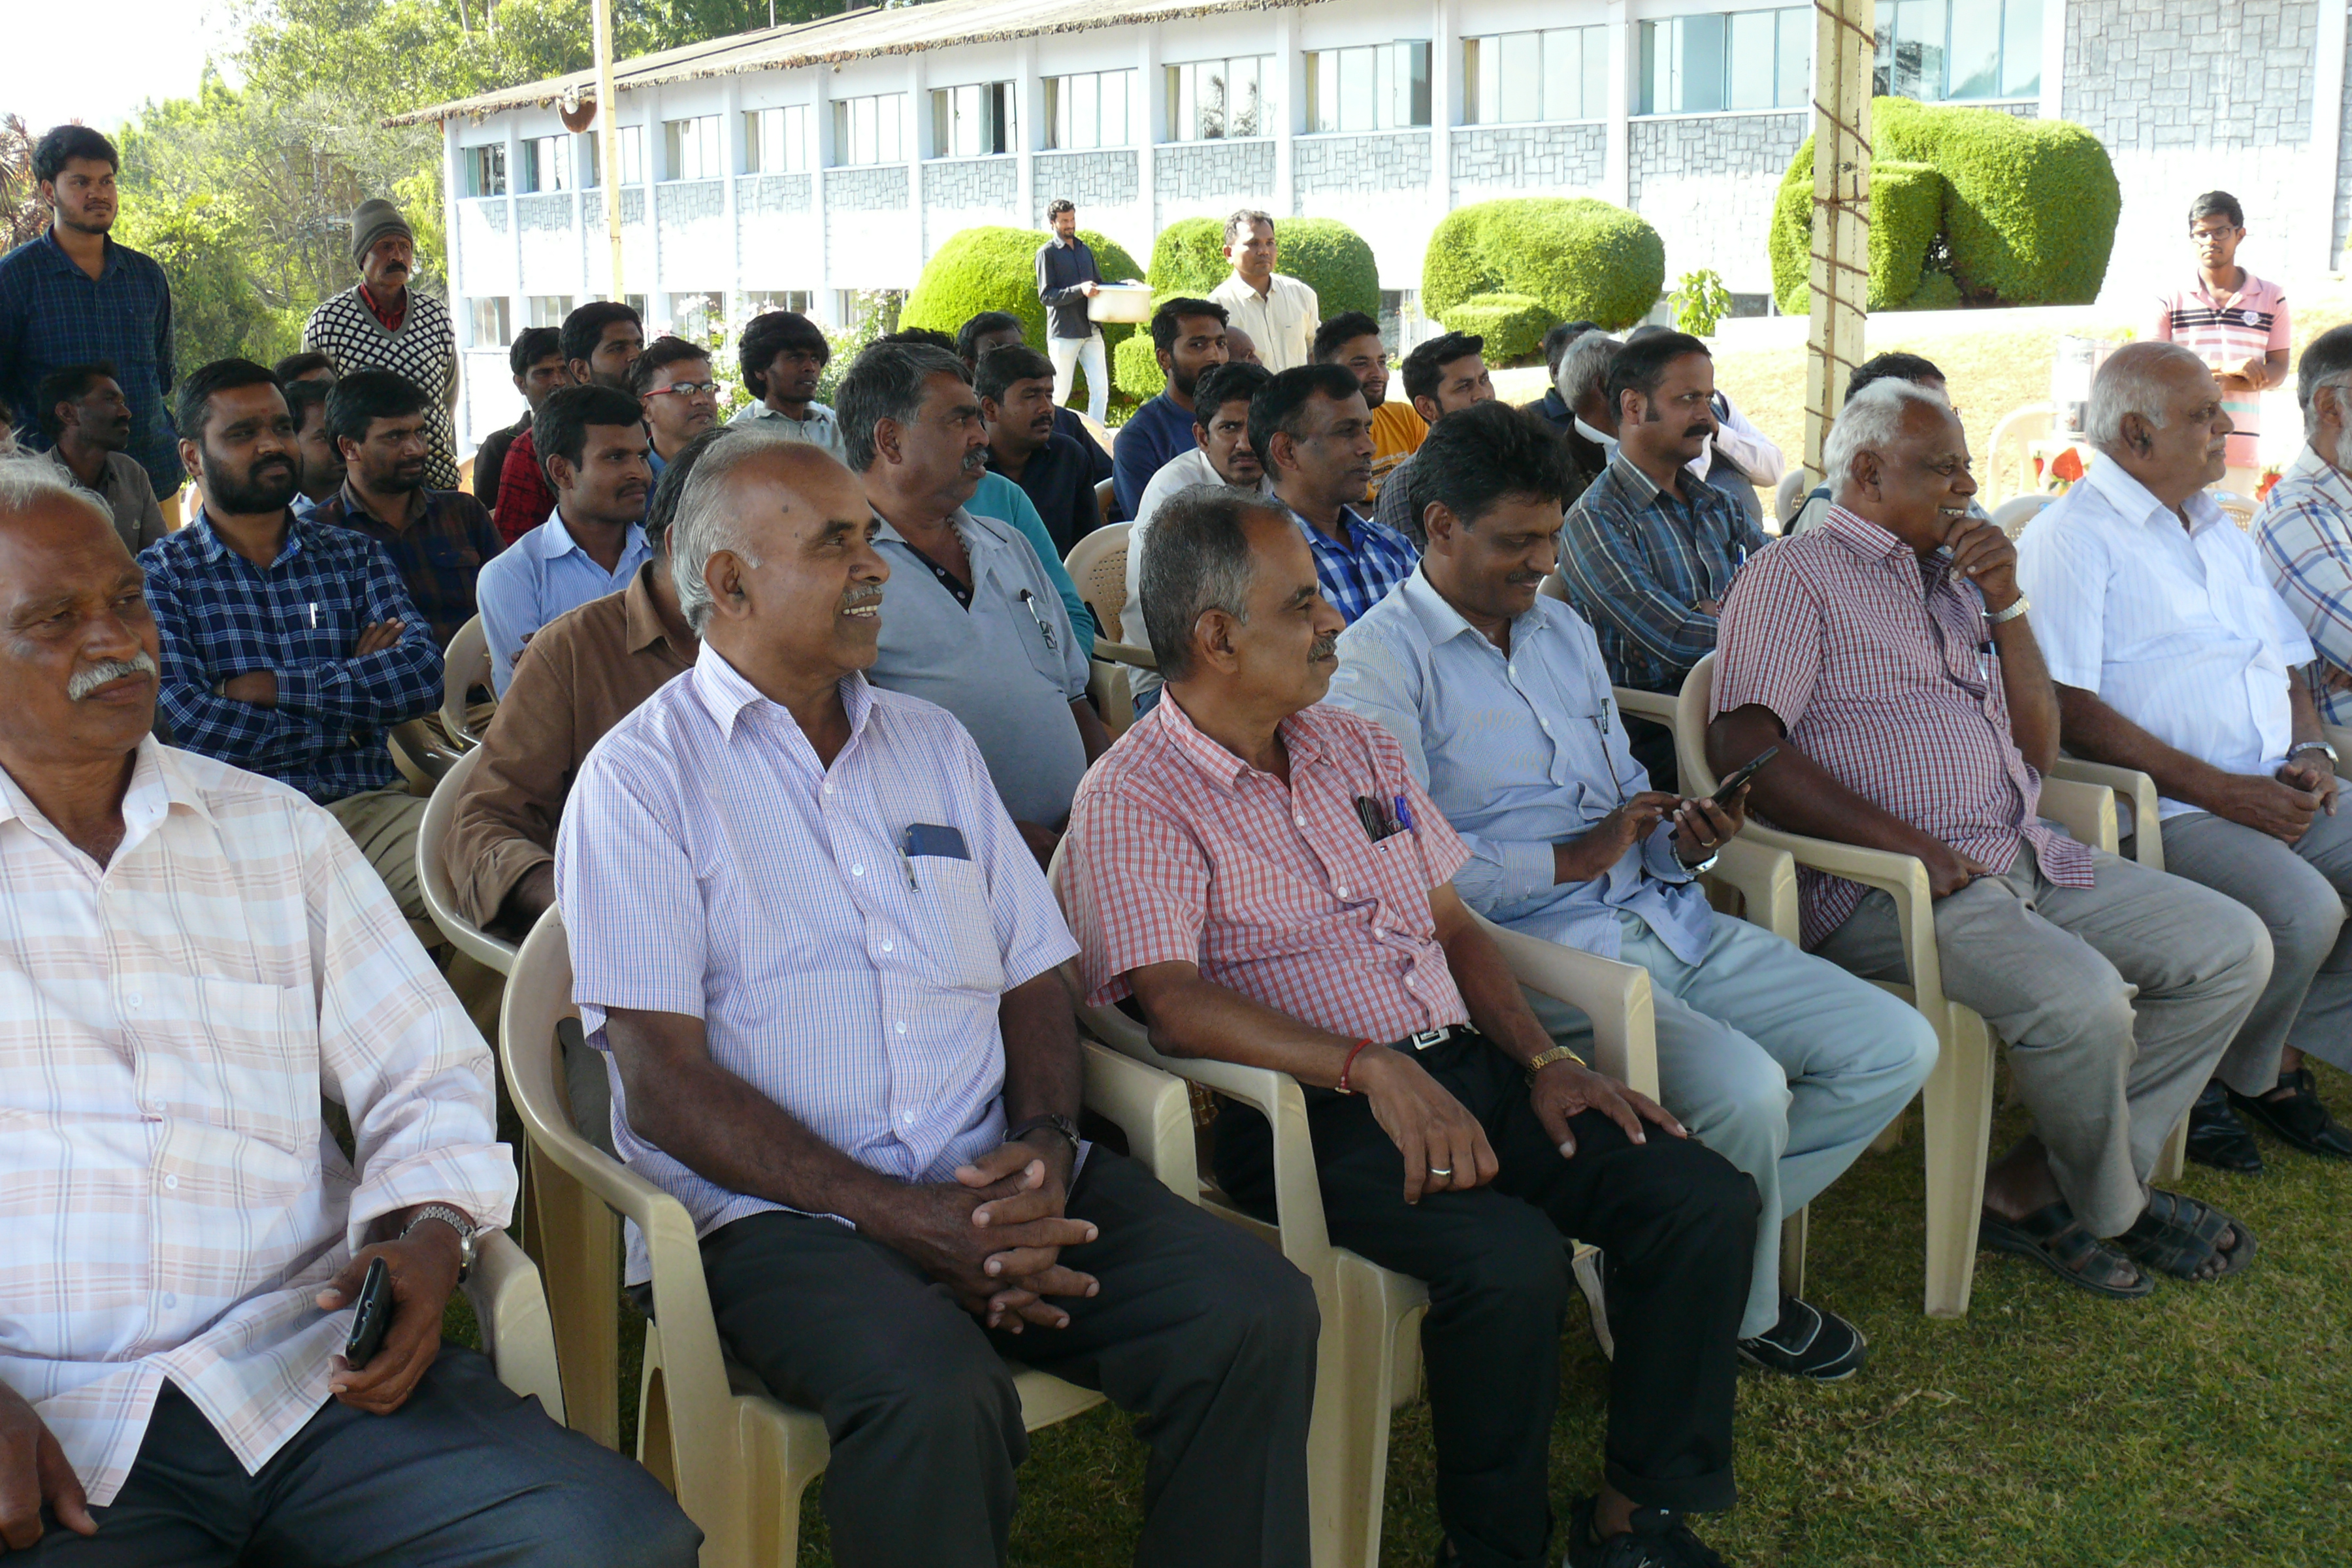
[554,435,1316,1568]
[0,457,699,1564]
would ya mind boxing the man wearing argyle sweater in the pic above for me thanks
[302,199,463,491]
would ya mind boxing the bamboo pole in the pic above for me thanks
[1804,0,1874,482]
[595,0,625,301]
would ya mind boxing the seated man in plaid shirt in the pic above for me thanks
[140,359,444,932]
[1709,379,2269,1301]
[1256,363,1419,625]
[1061,484,1758,1568]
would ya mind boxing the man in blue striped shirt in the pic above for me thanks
[0,126,179,499]
[1256,363,1418,624]
[1331,402,1935,1382]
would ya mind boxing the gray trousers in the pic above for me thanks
[2148,788,2352,1087]
[1524,913,1940,1336]
[18,1348,699,1567]
[1813,839,2271,1237]
[699,1148,1318,1568]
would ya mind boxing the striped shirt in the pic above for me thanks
[1292,502,1418,625]
[1712,502,2093,948]
[0,229,178,495]
[302,287,462,491]
[2154,270,2287,470]
[555,644,1079,1282]
[2257,444,2352,724]
[2019,456,2312,819]
[140,514,444,804]
[1060,695,1471,1042]
[0,740,514,1506]
[1558,453,1766,695]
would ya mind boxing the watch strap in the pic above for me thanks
[1006,1112,1081,1154]
[1526,1045,1588,1079]
[404,1204,477,1282]
[1985,594,2031,625]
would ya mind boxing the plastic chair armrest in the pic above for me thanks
[1079,1037,1200,1201]
[2035,775,2118,854]
[2047,760,2159,864]
[1092,638,1158,670]
[1704,837,1799,941]
[1738,824,1949,1013]
[1469,913,1659,1099]
[464,1229,566,1420]
[1611,687,1678,727]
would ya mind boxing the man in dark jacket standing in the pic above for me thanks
[1035,199,1107,424]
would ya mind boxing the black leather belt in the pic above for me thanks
[1393,1024,1478,1053]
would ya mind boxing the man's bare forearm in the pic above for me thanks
[1990,615,2061,773]
[999,970,1084,1133]
[1710,706,1952,860]
[1128,964,1362,1086]
[2052,684,2232,809]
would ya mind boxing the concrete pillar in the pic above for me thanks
[723,77,744,316]
[1275,9,1299,215]
[1137,29,1161,232]
[1018,38,1040,228]
[2038,0,2066,122]
[505,118,525,345]
[812,70,834,322]
[2310,0,2348,273]
[1603,0,1632,208]
[1431,0,1458,224]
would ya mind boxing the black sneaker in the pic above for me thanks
[2187,1080,2265,1173]
[1563,1495,1731,1567]
[1737,1296,1867,1381]
[2231,1069,2352,1160]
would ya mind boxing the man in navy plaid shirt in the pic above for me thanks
[0,127,179,500]
[1255,363,1418,624]
[140,360,444,930]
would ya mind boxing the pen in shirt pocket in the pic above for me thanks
[1015,589,1058,653]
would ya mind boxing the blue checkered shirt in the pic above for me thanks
[1292,503,1418,624]
[2257,444,2352,725]
[140,514,444,803]
[0,230,178,495]
[1558,454,1765,693]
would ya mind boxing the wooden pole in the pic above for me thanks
[595,0,625,301]
[1804,0,1873,483]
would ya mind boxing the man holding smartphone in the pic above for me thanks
[1330,402,1936,1380]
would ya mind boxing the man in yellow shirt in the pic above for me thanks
[1314,311,1423,504]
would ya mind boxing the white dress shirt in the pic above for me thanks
[0,741,514,1504]
[1124,449,1275,703]
[1211,271,1320,372]
[556,644,1080,1282]
[2018,456,2316,818]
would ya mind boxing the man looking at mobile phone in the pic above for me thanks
[1330,401,1935,1379]
[0,455,700,1564]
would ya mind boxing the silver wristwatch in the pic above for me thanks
[403,1204,478,1282]
[2292,739,2340,768]
[1985,594,2031,625]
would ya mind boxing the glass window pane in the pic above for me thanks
[1948,0,2002,98]
[1677,14,1726,112]
[1375,45,1396,130]
[1499,35,1541,123]
[1074,73,1099,148]
[1341,46,1375,132]
[1106,71,1129,145]
[2001,0,2043,97]
[1893,0,1948,99]
[885,96,904,162]
[1233,57,1263,137]
[1408,40,1430,125]
[1638,21,1659,115]
[1728,12,1776,109]
[1778,10,1812,106]
[1584,26,1609,118]
[1541,30,1575,122]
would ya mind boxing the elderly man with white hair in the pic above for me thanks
[1709,378,2272,1300]
[2019,339,2352,1173]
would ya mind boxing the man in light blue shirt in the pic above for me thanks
[1330,401,1936,1379]
[475,382,654,693]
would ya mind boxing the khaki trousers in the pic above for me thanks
[325,785,433,938]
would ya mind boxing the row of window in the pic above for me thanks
[464,288,821,350]
[459,3,2044,193]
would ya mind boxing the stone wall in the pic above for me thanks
[1292,131,1431,201]
[1154,139,1277,201]
[1450,123,1607,193]
[1033,150,1141,215]
[923,155,1018,209]
[826,167,917,288]
[656,180,730,290]
[740,174,812,217]
[1627,112,1807,293]
[824,165,912,213]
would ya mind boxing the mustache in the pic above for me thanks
[840,585,883,612]
[68,651,157,701]
[1309,632,1339,662]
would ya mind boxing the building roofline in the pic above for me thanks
[384,0,1314,127]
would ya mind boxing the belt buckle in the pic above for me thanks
[1406,1027,1451,1052]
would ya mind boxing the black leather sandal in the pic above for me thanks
[2230,1070,2352,1160]
[1978,1201,2152,1299]
[2114,1190,2256,1282]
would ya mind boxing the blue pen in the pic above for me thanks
[1393,794,1414,832]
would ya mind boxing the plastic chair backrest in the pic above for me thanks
[1674,653,1720,792]
[1991,492,2053,539]
[2214,490,2256,531]
[1093,476,1116,531]
[1539,572,1571,603]
[442,615,493,743]
[1774,468,1810,529]
[1064,523,1132,642]
[417,746,519,973]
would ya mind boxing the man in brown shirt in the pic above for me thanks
[443,426,713,938]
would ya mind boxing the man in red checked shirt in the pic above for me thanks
[495,301,642,542]
[1059,484,1758,1568]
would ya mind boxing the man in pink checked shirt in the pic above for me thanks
[0,456,696,1565]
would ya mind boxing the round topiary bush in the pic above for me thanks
[1437,293,1553,365]
[1422,198,1664,333]
[1149,217,1230,297]
[1145,214,1380,323]
[1769,153,1949,314]
[901,224,1145,407]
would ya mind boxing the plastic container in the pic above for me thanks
[1088,282,1155,324]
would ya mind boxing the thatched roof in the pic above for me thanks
[385,0,1318,126]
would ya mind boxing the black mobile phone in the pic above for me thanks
[342,1255,393,1369]
[1710,745,1780,805]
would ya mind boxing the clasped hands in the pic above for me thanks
[877,1138,1099,1333]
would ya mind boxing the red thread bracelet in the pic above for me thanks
[1335,1039,1375,1094]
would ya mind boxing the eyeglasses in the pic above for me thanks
[645,380,719,399]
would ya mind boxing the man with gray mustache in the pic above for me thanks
[836,340,1110,868]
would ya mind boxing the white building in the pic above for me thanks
[396,0,2352,453]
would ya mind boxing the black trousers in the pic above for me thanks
[1215,1032,1757,1568]
[699,1147,1319,1568]
[18,1348,700,1567]
[1623,712,1682,794]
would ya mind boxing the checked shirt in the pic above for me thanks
[1292,503,1419,625]
[1558,454,1766,695]
[0,229,179,494]
[2257,444,2352,726]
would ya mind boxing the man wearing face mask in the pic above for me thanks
[302,200,461,491]
[838,341,1109,867]
[140,359,445,928]
[1559,331,1765,787]
[35,361,167,553]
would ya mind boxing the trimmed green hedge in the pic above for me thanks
[1769,156,1949,314]
[1437,293,1553,364]
[901,225,1144,408]
[1115,329,1168,403]
[1422,198,1663,332]
[1767,100,2119,311]
[1147,215,1380,321]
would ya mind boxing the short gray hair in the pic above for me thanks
[1139,485,1282,683]
[1822,378,1953,489]
[0,453,116,538]
[2085,340,2204,455]
[2301,325,2352,435]
[834,340,968,473]
[1224,208,1274,247]
[668,430,802,633]
[1556,331,1621,407]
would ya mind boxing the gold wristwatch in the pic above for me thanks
[1524,1045,1588,1080]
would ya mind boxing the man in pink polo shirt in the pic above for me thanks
[2154,190,2291,495]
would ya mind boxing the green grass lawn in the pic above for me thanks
[557,1060,2352,1567]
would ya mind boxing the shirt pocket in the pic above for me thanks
[133,973,321,1158]
[910,856,1007,996]
[423,535,480,578]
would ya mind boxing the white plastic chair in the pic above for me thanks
[466,1226,569,1422]
[1991,492,2055,539]
[390,615,497,789]
[498,907,1199,1567]
[1064,524,1156,735]
[417,745,521,975]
